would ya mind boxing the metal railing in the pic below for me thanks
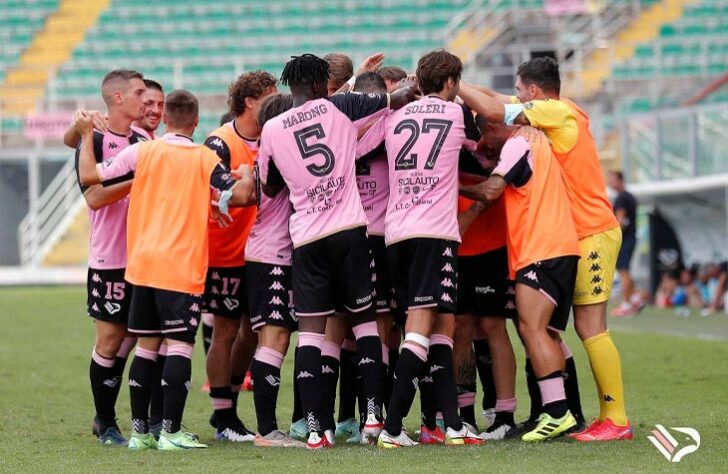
[17,154,85,266]
[620,103,728,184]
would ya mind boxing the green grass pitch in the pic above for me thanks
[1,286,727,472]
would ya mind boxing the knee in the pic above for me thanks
[96,331,125,356]
[573,313,605,341]
[481,317,505,336]
[212,320,238,345]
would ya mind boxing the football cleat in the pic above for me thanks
[571,418,633,442]
[568,418,602,439]
[254,430,307,448]
[216,420,256,442]
[242,370,254,391]
[324,429,336,446]
[148,421,163,440]
[157,430,207,450]
[128,432,158,451]
[521,412,576,442]
[306,432,332,450]
[377,429,419,448]
[504,418,538,439]
[360,414,384,444]
[418,425,446,444]
[97,425,128,447]
[335,418,360,440]
[288,418,308,440]
[445,425,484,445]
[482,422,516,441]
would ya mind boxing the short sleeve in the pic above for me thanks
[492,136,533,187]
[461,104,481,150]
[204,135,232,167]
[329,92,389,123]
[97,142,140,186]
[74,131,104,194]
[520,99,578,154]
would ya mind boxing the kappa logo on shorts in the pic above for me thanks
[265,375,281,386]
[442,247,454,257]
[269,281,284,291]
[223,298,238,311]
[270,266,284,276]
[269,296,284,306]
[441,263,454,273]
[370,259,376,268]
[211,287,220,295]
[505,301,517,310]
[441,278,455,288]
[189,303,201,312]
[212,271,221,281]
[592,287,604,296]
[587,251,600,261]
[92,288,100,298]
[322,365,335,374]
[591,275,603,284]
[269,310,284,320]
[524,271,539,282]
[210,300,218,309]
[589,263,602,272]
[506,286,516,295]
[92,273,102,283]
[441,292,453,303]
[297,371,314,379]
[104,301,121,315]
[189,317,198,327]
[92,303,100,312]
[371,273,377,283]
[128,379,142,388]
[358,357,375,366]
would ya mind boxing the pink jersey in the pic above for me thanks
[355,146,388,236]
[245,187,293,266]
[75,128,147,269]
[384,96,481,245]
[257,93,389,247]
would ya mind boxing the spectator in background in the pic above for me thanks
[609,171,642,317]
[703,262,728,312]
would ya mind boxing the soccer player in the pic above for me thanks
[72,70,147,446]
[133,79,164,140]
[454,187,518,441]
[609,170,641,317]
[461,57,632,441]
[325,52,385,95]
[377,66,408,92]
[257,53,416,449]
[244,93,306,448]
[461,122,581,441]
[202,71,277,441]
[77,89,256,450]
[377,50,484,448]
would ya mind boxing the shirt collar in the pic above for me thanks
[162,133,194,143]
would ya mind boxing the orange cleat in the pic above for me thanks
[418,425,446,444]
[568,418,602,439]
[571,418,633,442]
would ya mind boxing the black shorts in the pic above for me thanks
[246,261,297,332]
[87,268,132,324]
[387,237,458,314]
[293,226,374,317]
[128,286,202,343]
[616,233,636,271]
[203,266,248,319]
[457,246,515,318]
[369,235,400,315]
[515,256,579,332]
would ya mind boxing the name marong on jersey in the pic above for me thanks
[282,103,329,129]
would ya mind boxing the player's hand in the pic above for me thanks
[356,52,385,76]
[231,164,253,182]
[74,110,95,136]
[211,200,233,228]
[513,125,542,144]
[89,110,108,133]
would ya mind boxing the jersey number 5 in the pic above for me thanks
[394,119,452,171]
[294,124,335,177]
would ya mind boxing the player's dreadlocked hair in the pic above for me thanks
[280,54,330,86]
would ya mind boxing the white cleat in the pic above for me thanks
[361,414,384,445]
[377,429,419,448]
[445,426,485,445]
[481,423,513,441]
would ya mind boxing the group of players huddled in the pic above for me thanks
[67,48,633,450]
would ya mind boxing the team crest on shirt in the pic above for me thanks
[524,102,535,110]
[104,301,121,314]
